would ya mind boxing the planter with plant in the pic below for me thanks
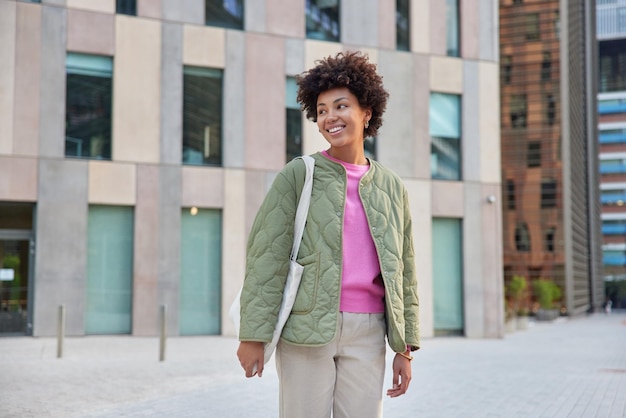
[507,275,529,330]
[532,278,562,321]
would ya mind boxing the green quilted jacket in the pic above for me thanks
[239,152,420,353]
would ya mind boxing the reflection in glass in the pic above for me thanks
[183,67,223,166]
[206,0,244,30]
[65,53,112,160]
[306,0,340,42]
[430,93,461,180]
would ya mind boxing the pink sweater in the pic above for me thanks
[322,151,385,313]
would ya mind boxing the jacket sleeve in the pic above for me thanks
[238,166,300,343]
[402,188,420,350]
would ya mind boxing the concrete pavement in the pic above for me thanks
[1,312,625,418]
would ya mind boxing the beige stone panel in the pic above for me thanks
[304,40,342,73]
[411,0,429,54]
[429,0,446,55]
[461,0,479,59]
[430,56,463,94]
[180,166,224,208]
[13,2,41,156]
[137,0,161,19]
[245,34,285,170]
[67,9,114,55]
[377,0,395,49]
[183,25,225,68]
[0,1,16,155]
[431,180,464,217]
[113,16,161,163]
[481,182,504,338]
[66,0,115,14]
[404,179,433,338]
[221,168,246,336]
[88,161,136,205]
[266,0,304,37]
[479,62,501,183]
[0,156,38,201]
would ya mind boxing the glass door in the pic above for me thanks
[0,233,33,335]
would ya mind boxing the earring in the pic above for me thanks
[365,120,370,129]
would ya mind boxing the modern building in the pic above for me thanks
[499,0,603,315]
[0,0,503,339]
[597,0,626,308]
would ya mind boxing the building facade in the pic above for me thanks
[597,0,626,308]
[499,0,602,315]
[0,0,503,338]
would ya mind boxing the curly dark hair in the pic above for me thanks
[296,51,389,138]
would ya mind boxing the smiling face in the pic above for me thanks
[316,87,371,161]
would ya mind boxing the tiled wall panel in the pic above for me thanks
[14,3,41,157]
[88,161,136,205]
[113,16,161,163]
[0,1,15,155]
[0,156,38,201]
[67,9,114,55]
[39,5,66,158]
[133,165,160,335]
[34,159,89,336]
[66,0,114,14]
[245,34,285,170]
[181,166,224,208]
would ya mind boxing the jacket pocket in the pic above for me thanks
[291,252,321,315]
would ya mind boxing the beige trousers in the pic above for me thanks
[276,312,387,418]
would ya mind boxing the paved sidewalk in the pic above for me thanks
[1,312,625,418]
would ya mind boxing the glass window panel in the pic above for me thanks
[446,0,459,57]
[506,180,516,210]
[430,93,461,180]
[396,0,410,51]
[65,53,113,160]
[432,218,463,333]
[183,66,223,166]
[510,94,527,128]
[364,137,377,160]
[86,206,133,335]
[527,141,541,167]
[180,208,222,335]
[286,77,302,162]
[306,0,340,42]
[541,178,557,208]
[205,0,244,29]
[525,13,540,41]
[116,0,136,15]
[515,222,531,252]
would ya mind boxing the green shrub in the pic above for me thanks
[533,279,561,310]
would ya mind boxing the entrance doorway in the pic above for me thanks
[0,203,35,335]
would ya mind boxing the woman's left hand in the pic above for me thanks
[386,351,412,398]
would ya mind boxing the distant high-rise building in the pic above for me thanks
[499,0,603,315]
[597,0,626,308]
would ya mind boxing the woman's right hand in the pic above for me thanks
[237,341,265,378]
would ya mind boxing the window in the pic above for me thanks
[502,55,512,84]
[600,158,626,174]
[545,227,556,252]
[306,0,340,42]
[396,0,410,51]
[430,93,461,180]
[541,178,557,208]
[510,94,527,128]
[527,141,541,167]
[602,220,626,235]
[545,94,556,125]
[541,52,551,81]
[183,66,223,166]
[525,13,540,41]
[506,180,516,210]
[205,0,244,30]
[65,53,113,160]
[446,0,459,57]
[286,77,302,162]
[515,222,531,252]
[513,0,523,4]
[601,188,626,206]
[116,0,136,15]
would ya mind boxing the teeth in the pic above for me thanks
[328,126,343,133]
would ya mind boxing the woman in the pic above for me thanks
[237,51,419,418]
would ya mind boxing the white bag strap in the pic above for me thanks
[290,155,315,261]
